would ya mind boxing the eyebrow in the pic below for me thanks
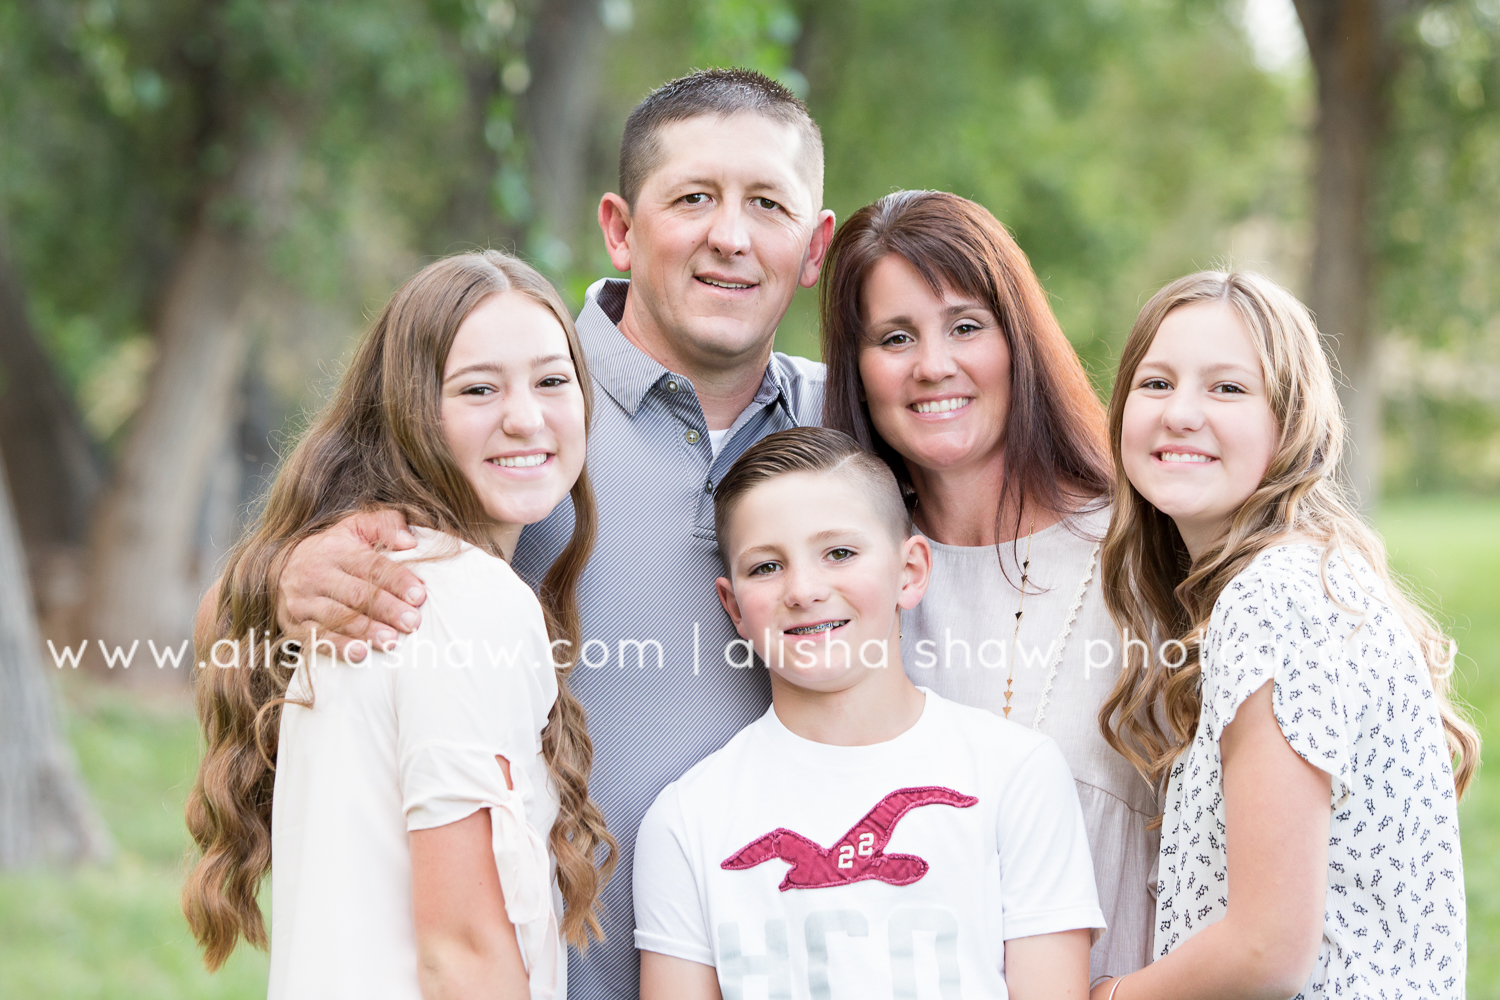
[444,354,571,382]
[867,301,992,330]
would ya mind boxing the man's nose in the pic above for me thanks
[706,200,752,258]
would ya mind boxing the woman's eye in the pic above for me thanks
[748,561,780,576]
[755,197,781,211]
[827,547,855,562]
[1139,377,1171,391]
[880,332,914,347]
[953,321,981,336]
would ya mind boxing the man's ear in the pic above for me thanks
[598,193,633,273]
[716,576,749,638]
[896,534,932,611]
[799,209,838,288]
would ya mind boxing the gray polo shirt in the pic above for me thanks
[510,279,824,999]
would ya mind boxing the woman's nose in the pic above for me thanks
[911,335,958,383]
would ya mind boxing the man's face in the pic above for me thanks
[605,112,832,371]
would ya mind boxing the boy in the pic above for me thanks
[634,427,1104,1000]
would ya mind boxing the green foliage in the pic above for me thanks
[1378,1,1500,493]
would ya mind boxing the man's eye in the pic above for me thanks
[748,561,780,576]
[683,193,708,205]
[755,197,781,211]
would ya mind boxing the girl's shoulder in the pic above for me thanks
[393,527,542,631]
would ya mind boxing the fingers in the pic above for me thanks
[278,525,425,643]
[350,508,418,552]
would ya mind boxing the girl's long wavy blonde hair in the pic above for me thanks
[182,250,616,970]
[1098,270,1479,801]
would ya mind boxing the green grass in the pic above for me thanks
[0,494,1497,996]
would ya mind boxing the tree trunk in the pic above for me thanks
[0,443,110,868]
[86,139,297,686]
[0,232,105,643]
[1293,0,1415,509]
[524,0,607,266]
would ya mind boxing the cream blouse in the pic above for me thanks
[900,505,1158,982]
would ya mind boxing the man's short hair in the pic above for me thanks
[618,68,824,208]
[713,427,911,558]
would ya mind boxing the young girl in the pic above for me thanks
[1092,270,1478,1000]
[181,251,616,999]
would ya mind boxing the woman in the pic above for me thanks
[181,251,615,999]
[820,190,1155,982]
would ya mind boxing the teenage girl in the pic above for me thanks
[181,251,615,999]
[1092,270,1477,999]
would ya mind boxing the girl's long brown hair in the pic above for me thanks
[182,250,616,970]
[1098,270,1479,801]
[820,190,1112,542]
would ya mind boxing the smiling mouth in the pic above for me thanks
[1155,451,1215,464]
[784,620,849,636]
[912,398,971,414]
[696,276,755,290]
[489,454,549,468]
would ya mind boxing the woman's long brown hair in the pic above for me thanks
[182,250,616,970]
[820,189,1112,544]
[1098,270,1479,801]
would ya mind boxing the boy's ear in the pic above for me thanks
[716,576,750,638]
[896,534,932,611]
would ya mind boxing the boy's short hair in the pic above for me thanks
[618,68,824,208]
[713,427,911,556]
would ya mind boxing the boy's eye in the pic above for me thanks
[747,561,780,576]
[827,547,855,561]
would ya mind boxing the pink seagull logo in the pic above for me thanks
[720,786,978,891]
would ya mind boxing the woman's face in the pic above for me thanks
[440,291,586,557]
[857,254,1011,478]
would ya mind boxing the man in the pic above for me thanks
[259,69,836,997]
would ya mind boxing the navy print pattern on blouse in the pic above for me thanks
[1155,545,1465,999]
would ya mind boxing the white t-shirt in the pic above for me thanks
[634,689,1104,1000]
[269,528,563,1000]
[1157,545,1466,997]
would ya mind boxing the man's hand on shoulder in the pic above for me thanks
[275,509,426,661]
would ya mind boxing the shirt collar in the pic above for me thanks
[576,278,793,420]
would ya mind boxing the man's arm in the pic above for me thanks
[640,951,722,1000]
[194,509,427,660]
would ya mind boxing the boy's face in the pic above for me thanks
[715,471,931,692]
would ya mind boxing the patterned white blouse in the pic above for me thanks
[1156,544,1466,998]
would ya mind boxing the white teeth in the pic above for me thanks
[490,454,547,468]
[1158,452,1214,463]
[913,398,971,414]
[785,620,849,636]
[699,277,751,289]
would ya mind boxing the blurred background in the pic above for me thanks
[0,0,1497,995]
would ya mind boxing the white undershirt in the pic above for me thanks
[708,427,730,457]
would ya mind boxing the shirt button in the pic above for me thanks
[665,380,679,393]
[704,479,714,495]
[684,429,700,445]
